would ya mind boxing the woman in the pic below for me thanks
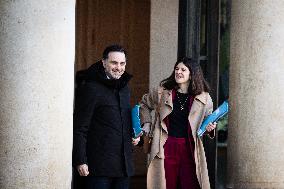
[139,57,216,189]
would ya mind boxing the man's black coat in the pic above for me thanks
[73,62,134,177]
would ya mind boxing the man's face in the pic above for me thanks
[102,52,126,79]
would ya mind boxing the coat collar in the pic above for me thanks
[162,89,173,108]
[162,89,208,106]
[158,88,208,134]
[80,61,132,89]
[194,92,208,104]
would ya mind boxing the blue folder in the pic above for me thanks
[131,105,144,138]
[197,100,229,137]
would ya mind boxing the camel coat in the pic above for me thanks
[139,87,214,189]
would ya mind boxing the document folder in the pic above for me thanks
[131,105,143,138]
[197,100,229,137]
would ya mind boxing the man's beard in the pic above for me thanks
[105,71,123,80]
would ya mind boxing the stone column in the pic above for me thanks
[227,1,284,188]
[149,0,179,89]
[0,1,75,188]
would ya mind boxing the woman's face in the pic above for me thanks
[175,62,191,85]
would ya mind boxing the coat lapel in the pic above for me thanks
[158,90,208,135]
[159,90,172,133]
[188,92,208,134]
[195,92,207,104]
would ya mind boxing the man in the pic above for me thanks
[73,44,140,189]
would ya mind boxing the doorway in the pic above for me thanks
[74,0,150,189]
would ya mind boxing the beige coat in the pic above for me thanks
[139,87,214,189]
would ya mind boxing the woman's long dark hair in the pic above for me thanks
[160,57,210,95]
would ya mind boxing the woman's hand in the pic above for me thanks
[132,137,140,146]
[206,122,217,132]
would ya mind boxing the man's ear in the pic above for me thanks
[102,59,106,68]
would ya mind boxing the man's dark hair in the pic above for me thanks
[102,44,127,60]
[160,57,210,95]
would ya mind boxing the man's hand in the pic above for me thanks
[77,164,89,176]
[132,137,140,146]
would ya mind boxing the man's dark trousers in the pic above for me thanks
[86,176,129,189]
